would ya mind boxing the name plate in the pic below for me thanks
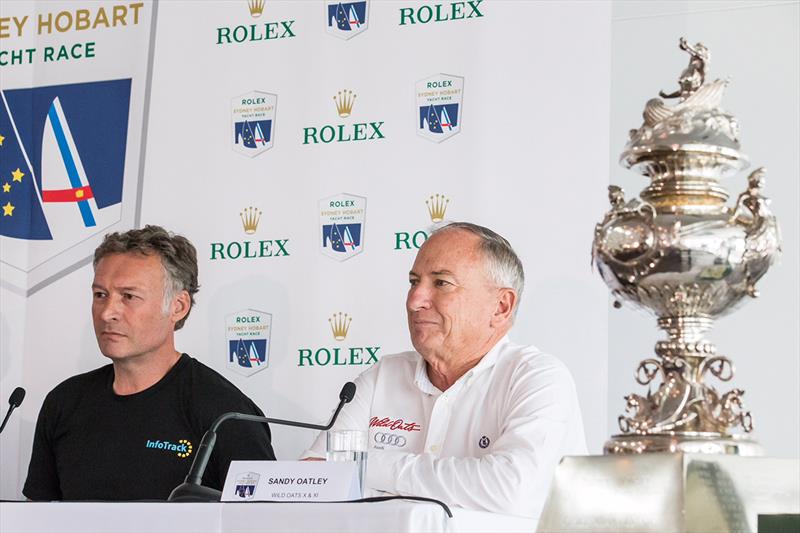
[221,460,359,502]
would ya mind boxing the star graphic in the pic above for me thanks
[0,133,5,146]
[11,168,24,182]
[2,201,14,216]
[2,183,9,193]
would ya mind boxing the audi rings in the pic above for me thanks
[373,432,407,447]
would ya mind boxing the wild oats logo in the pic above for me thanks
[394,194,451,250]
[303,89,384,145]
[227,309,272,377]
[0,3,145,66]
[298,312,380,367]
[416,74,464,143]
[248,0,265,18]
[232,91,276,157]
[399,0,483,26]
[319,193,365,261]
[210,207,289,260]
[216,3,295,45]
[145,438,193,459]
[326,1,369,39]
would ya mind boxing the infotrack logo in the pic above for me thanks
[227,309,272,377]
[232,91,276,157]
[145,438,193,459]
[394,194,452,251]
[326,1,369,40]
[416,74,464,143]
[209,207,290,260]
[303,89,385,145]
[0,79,137,295]
[319,193,366,261]
[298,312,380,367]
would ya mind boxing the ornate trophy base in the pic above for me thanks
[604,433,763,456]
[537,453,799,533]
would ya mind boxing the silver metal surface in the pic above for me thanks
[593,38,781,452]
[537,454,800,533]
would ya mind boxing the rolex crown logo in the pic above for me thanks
[329,312,352,341]
[426,194,450,223]
[248,0,265,17]
[333,90,356,118]
[240,206,262,234]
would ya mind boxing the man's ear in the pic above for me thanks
[492,288,517,326]
[170,290,191,325]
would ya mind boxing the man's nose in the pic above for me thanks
[407,283,431,311]
[98,296,121,322]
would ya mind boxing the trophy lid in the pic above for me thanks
[621,38,749,177]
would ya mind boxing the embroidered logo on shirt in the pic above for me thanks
[478,436,490,449]
[145,438,193,458]
[369,416,422,432]
[373,432,407,447]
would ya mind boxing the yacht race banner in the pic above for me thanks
[0,1,153,294]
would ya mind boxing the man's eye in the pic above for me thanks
[434,279,451,287]
[93,291,106,299]
[409,279,419,286]
[123,293,135,300]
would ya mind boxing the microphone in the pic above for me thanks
[168,381,356,502]
[0,387,26,434]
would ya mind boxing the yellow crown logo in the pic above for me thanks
[426,194,450,223]
[333,90,357,118]
[240,206,262,234]
[329,312,352,341]
[248,0,265,17]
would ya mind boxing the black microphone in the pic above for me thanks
[168,381,357,502]
[0,387,26,434]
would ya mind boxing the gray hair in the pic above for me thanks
[432,222,525,317]
[93,225,199,330]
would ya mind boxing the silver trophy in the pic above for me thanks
[538,39,797,532]
[592,37,781,455]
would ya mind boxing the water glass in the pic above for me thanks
[326,429,367,497]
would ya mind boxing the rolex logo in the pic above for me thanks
[333,90,356,118]
[426,194,449,223]
[240,207,262,234]
[329,312,352,341]
[248,0,265,17]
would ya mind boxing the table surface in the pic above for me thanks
[0,500,537,533]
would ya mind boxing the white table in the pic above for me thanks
[0,501,537,532]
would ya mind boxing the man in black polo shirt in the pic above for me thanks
[23,225,275,500]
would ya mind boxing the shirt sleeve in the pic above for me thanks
[365,362,585,518]
[300,366,378,460]
[22,393,62,501]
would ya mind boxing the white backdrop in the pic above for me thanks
[0,0,611,498]
[3,0,795,504]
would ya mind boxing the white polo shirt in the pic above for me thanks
[304,336,587,518]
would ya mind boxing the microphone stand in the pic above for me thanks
[168,382,355,502]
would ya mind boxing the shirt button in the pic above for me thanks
[429,444,440,453]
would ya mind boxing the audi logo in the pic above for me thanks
[373,432,407,447]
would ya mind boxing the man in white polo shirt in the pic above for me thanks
[304,222,587,518]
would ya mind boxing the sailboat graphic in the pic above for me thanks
[39,97,120,241]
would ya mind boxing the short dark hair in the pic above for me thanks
[93,225,199,330]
